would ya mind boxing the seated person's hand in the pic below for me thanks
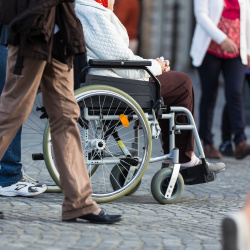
[156,58,170,73]
[164,60,170,72]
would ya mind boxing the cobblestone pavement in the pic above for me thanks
[0,72,250,250]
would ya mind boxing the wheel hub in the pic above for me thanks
[95,139,106,150]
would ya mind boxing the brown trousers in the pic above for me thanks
[156,71,195,163]
[0,46,99,220]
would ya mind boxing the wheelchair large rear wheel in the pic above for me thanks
[22,90,61,192]
[43,85,152,202]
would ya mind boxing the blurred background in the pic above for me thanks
[114,0,250,122]
[138,0,194,72]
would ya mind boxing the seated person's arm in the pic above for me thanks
[75,5,162,80]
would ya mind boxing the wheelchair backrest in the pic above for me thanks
[82,74,160,111]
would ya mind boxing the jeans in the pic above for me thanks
[0,45,22,187]
[197,53,246,146]
[221,74,250,143]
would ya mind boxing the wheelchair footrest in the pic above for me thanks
[180,163,216,185]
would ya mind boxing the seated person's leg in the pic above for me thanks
[157,71,194,163]
[157,71,225,173]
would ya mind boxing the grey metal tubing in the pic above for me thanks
[170,106,205,159]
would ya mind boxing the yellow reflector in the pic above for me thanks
[120,114,129,127]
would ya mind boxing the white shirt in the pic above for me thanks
[190,0,250,67]
[75,0,162,80]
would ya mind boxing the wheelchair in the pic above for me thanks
[31,59,217,204]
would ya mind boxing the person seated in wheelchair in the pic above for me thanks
[75,0,225,174]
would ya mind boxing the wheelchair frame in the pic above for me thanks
[41,59,217,204]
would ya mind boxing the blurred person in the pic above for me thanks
[0,24,47,197]
[220,70,250,157]
[190,0,250,160]
[114,0,140,53]
[222,189,250,250]
[75,0,226,173]
[0,0,121,224]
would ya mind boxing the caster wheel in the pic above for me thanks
[151,168,184,204]
[110,164,141,195]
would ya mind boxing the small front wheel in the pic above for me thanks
[151,168,184,204]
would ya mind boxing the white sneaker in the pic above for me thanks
[22,171,39,184]
[222,212,250,250]
[0,177,47,197]
[205,161,226,173]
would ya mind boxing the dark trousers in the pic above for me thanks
[73,53,87,90]
[197,53,246,146]
[222,74,250,142]
[157,71,195,163]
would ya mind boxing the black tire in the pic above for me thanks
[151,168,184,204]
[110,164,141,195]
[44,85,152,202]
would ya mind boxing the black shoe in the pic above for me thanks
[63,210,122,224]
[219,141,234,157]
[0,212,4,219]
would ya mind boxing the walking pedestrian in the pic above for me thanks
[0,0,122,224]
[0,24,47,197]
[190,0,250,160]
[220,71,250,157]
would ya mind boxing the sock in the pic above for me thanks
[163,154,200,167]
[180,154,200,167]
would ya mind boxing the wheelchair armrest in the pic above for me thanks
[81,59,160,90]
[88,59,152,68]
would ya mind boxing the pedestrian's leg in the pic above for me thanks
[222,56,246,145]
[40,58,99,220]
[0,45,22,186]
[0,46,46,185]
[196,53,223,159]
[221,104,232,142]
[222,56,250,159]
[219,103,234,156]
[196,53,221,146]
